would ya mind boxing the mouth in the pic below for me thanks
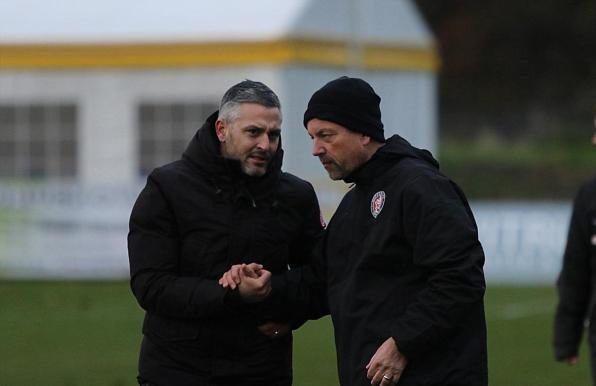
[320,158,334,168]
[248,153,270,165]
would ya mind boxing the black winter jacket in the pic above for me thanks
[555,177,596,362]
[321,135,487,386]
[128,112,324,385]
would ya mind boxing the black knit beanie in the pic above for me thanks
[303,76,385,142]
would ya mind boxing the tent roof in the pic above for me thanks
[0,0,433,46]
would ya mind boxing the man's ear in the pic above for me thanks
[215,119,227,142]
[360,133,371,146]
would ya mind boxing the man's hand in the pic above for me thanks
[218,263,272,303]
[258,322,291,338]
[558,356,579,365]
[366,337,408,385]
[219,263,262,289]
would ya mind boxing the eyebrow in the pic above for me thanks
[243,125,281,133]
[315,128,336,135]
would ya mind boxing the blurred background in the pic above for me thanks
[0,0,594,385]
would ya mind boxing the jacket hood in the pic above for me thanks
[182,111,284,196]
[376,134,438,167]
[345,134,439,184]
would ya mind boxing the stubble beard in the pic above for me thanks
[241,161,267,177]
[221,136,270,177]
[321,159,346,181]
[241,151,271,177]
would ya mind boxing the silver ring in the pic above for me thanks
[383,374,391,380]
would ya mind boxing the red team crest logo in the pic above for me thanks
[370,191,385,218]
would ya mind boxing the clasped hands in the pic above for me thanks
[218,263,290,338]
[219,263,271,302]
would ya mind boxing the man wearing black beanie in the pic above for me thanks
[303,76,488,385]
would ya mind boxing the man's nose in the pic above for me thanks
[256,135,270,150]
[312,139,324,157]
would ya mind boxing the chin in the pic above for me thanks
[327,172,343,181]
[242,166,267,177]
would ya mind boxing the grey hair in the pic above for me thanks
[218,80,282,123]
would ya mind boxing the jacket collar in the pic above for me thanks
[344,134,439,185]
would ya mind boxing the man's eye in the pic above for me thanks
[269,132,281,140]
[248,129,259,136]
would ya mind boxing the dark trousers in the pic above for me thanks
[138,335,292,386]
[139,378,291,386]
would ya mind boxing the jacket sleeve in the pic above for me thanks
[265,183,329,326]
[554,184,591,359]
[128,174,242,320]
[391,174,486,359]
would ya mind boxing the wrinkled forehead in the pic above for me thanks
[307,118,349,134]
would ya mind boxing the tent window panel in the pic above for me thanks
[137,102,218,176]
[0,104,78,178]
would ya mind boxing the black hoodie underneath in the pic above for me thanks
[323,135,488,385]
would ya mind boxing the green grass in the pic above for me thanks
[0,281,591,386]
[439,139,596,199]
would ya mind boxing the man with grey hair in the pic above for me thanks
[128,80,324,385]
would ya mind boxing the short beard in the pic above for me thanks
[240,161,267,177]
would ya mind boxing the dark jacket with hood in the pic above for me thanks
[321,135,487,385]
[128,112,324,385]
[554,177,596,373]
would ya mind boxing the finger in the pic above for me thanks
[230,264,244,284]
[258,323,274,336]
[375,369,394,386]
[258,323,280,338]
[370,369,385,385]
[222,274,233,288]
[256,270,272,296]
[380,373,394,385]
[258,269,272,282]
[224,271,236,289]
[264,328,278,337]
[234,264,246,283]
[242,264,259,279]
[366,354,380,379]
[248,263,264,277]
[246,263,263,273]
